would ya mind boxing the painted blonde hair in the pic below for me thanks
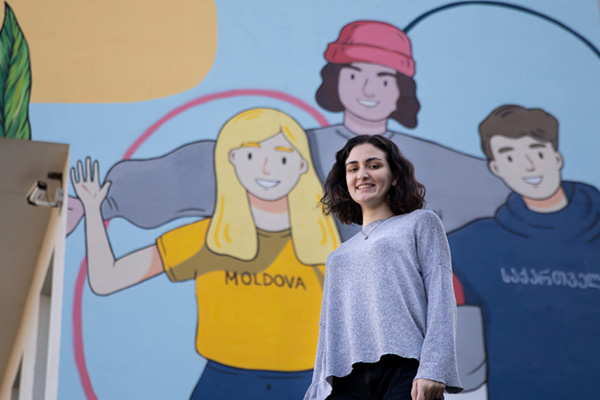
[206,108,340,264]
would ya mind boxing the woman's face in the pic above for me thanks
[229,133,308,201]
[345,143,394,211]
[338,62,400,123]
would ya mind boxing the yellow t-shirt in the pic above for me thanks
[156,218,325,371]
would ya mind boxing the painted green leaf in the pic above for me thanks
[0,2,32,140]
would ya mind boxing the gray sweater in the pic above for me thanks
[305,210,463,399]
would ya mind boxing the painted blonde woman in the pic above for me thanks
[72,108,340,400]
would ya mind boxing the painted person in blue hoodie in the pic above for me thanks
[448,105,600,400]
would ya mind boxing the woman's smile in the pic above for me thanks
[357,183,375,190]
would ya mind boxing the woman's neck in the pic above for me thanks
[361,205,395,228]
[344,111,388,135]
[247,193,290,231]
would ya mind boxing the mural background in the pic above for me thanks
[9,0,600,398]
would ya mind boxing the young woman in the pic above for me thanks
[305,135,462,400]
[72,108,340,399]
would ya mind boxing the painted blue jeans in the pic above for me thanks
[190,360,313,400]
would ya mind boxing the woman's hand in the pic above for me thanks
[411,378,445,400]
[71,158,111,212]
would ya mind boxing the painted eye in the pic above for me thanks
[383,80,388,87]
[282,157,287,165]
[507,156,513,162]
[538,152,544,159]
[350,74,355,80]
[247,152,252,160]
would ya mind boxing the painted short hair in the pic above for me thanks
[479,105,559,160]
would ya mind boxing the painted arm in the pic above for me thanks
[66,140,216,235]
[71,158,164,295]
[455,306,487,391]
[102,140,216,227]
[453,268,487,391]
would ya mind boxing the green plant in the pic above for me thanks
[0,2,31,140]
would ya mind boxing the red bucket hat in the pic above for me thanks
[324,20,415,78]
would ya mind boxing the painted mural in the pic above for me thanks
[449,104,600,399]
[7,0,600,399]
[70,107,340,398]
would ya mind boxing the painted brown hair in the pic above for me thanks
[479,105,559,160]
[315,63,421,129]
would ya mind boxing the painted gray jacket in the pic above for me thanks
[101,124,510,236]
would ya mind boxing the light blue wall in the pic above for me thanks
[42,1,600,399]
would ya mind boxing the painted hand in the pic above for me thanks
[411,378,445,400]
[70,158,111,212]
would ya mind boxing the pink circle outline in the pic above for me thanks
[72,89,330,399]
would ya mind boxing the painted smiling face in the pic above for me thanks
[345,143,394,212]
[338,62,400,122]
[229,133,308,201]
[489,135,563,200]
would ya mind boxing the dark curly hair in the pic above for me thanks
[315,63,421,129]
[321,135,425,225]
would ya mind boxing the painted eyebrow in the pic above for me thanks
[498,147,514,154]
[275,146,293,152]
[529,143,547,149]
[240,142,261,148]
[377,72,397,78]
[345,157,383,166]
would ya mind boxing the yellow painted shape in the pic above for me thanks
[240,142,261,148]
[195,239,324,371]
[10,0,217,103]
[157,219,326,371]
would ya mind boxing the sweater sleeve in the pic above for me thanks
[414,211,463,393]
